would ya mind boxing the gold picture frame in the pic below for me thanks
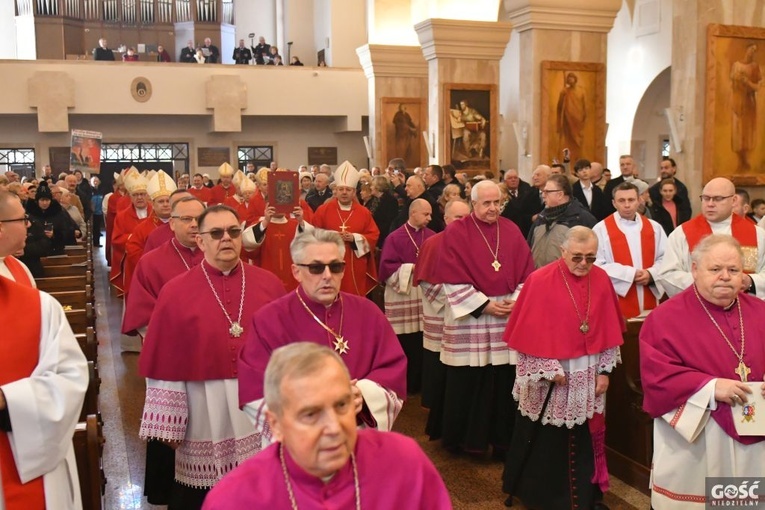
[704,24,765,185]
[540,61,606,166]
[443,83,498,176]
[380,97,427,170]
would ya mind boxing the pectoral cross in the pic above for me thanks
[492,260,502,272]
[735,360,751,382]
[339,223,349,233]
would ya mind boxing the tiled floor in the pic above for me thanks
[93,245,650,509]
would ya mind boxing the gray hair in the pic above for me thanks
[691,234,743,266]
[290,228,346,263]
[264,342,349,415]
[561,226,597,250]
[471,180,500,201]
[171,196,205,212]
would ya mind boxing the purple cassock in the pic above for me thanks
[238,288,407,410]
[641,287,765,445]
[201,429,453,509]
[378,223,436,282]
[122,238,203,335]
[428,213,533,295]
[142,221,173,254]
[139,261,286,381]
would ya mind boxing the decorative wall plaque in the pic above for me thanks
[198,147,231,167]
[131,77,152,103]
[307,147,338,166]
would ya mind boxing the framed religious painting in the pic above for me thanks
[443,83,498,176]
[267,170,299,214]
[380,97,427,170]
[704,24,765,185]
[540,61,606,166]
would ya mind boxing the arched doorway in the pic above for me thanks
[630,66,671,182]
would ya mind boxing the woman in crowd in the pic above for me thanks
[437,183,462,214]
[370,176,399,247]
[650,178,691,235]
[26,183,80,255]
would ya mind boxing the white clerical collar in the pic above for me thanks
[709,216,733,228]
[136,207,148,219]
[338,202,352,211]
[617,213,639,225]
[406,221,420,231]
[623,176,635,182]
[161,217,170,223]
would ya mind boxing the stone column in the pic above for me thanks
[414,19,512,175]
[504,0,620,173]
[356,45,428,168]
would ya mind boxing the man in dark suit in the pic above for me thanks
[603,154,637,215]
[503,168,532,201]
[233,39,252,65]
[648,157,692,220]
[571,159,609,222]
[305,173,331,211]
[423,165,446,203]
[390,175,443,233]
[180,40,196,63]
[507,165,550,237]
[202,37,220,63]
[251,36,271,65]
[93,38,115,61]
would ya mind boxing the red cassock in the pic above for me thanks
[123,213,165,296]
[187,186,212,204]
[209,184,236,206]
[110,204,152,295]
[312,200,380,296]
[258,220,300,291]
[224,196,258,265]
[105,191,127,265]
[142,222,173,254]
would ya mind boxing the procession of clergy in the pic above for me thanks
[2,155,765,510]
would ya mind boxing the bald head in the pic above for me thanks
[701,178,736,223]
[408,198,432,229]
[444,200,470,224]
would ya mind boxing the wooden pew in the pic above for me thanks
[43,264,89,278]
[65,305,95,335]
[79,361,100,421]
[73,414,106,510]
[36,273,93,294]
[42,254,88,266]
[74,327,98,363]
[51,289,93,310]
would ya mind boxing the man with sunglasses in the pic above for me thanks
[0,191,37,286]
[138,205,285,509]
[528,173,597,268]
[379,199,436,395]
[312,161,380,296]
[592,182,667,319]
[657,177,765,297]
[238,228,407,450]
[503,226,623,510]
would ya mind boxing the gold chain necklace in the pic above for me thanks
[336,208,355,233]
[170,239,191,271]
[404,223,424,257]
[558,261,591,334]
[692,285,750,382]
[280,443,360,510]
[294,289,349,354]
[200,261,245,337]
[470,214,501,271]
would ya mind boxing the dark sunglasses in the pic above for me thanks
[199,227,242,240]
[571,255,597,264]
[296,262,346,275]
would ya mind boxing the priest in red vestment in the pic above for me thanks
[641,234,765,509]
[242,204,309,290]
[138,205,285,509]
[188,173,212,204]
[105,172,127,265]
[223,170,256,222]
[312,161,379,296]
[0,276,88,509]
[110,169,152,296]
[204,343,451,510]
[0,191,36,287]
[657,177,765,297]
[239,228,406,449]
[208,162,237,205]
[123,170,178,296]
[503,226,623,509]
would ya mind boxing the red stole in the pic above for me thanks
[604,215,657,318]
[683,214,758,273]
[0,279,45,509]
[3,257,33,288]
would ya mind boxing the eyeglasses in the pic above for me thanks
[296,262,346,275]
[171,215,198,224]
[570,255,597,264]
[541,189,564,195]
[198,226,243,240]
[0,214,30,225]
[699,194,733,203]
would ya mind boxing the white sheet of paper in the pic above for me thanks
[733,382,765,437]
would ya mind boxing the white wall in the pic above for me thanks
[631,67,670,182]
[314,0,331,64]
[498,29,522,176]
[0,0,17,59]
[285,0,315,65]
[606,0,672,174]
[329,0,366,68]
[234,0,276,53]
[15,15,36,60]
